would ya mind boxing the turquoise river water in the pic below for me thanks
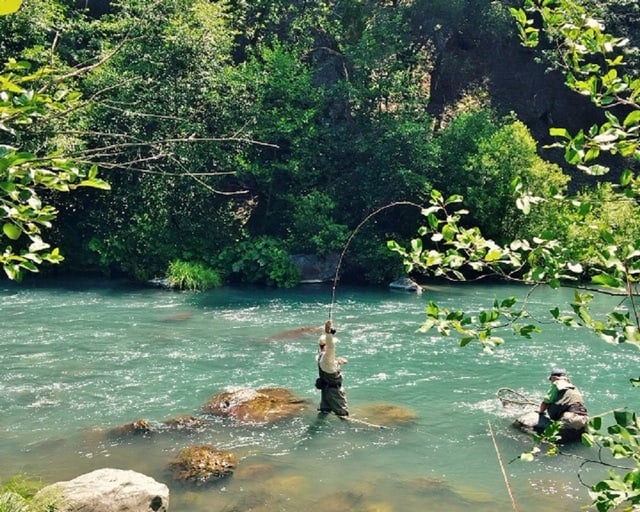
[1,277,639,511]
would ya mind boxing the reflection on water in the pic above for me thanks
[1,278,638,511]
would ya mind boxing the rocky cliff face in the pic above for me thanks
[426,29,628,189]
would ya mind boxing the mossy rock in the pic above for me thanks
[203,387,310,425]
[168,444,237,485]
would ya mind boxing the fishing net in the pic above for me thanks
[496,387,538,408]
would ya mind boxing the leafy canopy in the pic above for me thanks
[0,59,109,280]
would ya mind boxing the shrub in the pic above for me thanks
[217,236,300,287]
[166,260,223,291]
[0,474,61,512]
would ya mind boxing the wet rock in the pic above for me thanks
[167,444,237,485]
[161,415,205,432]
[203,387,310,425]
[513,410,584,443]
[389,277,422,294]
[35,468,169,512]
[147,278,171,289]
[514,410,550,435]
[354,403,419,426]
[108,419,154,438]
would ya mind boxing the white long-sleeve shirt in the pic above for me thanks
[317,332,339,374]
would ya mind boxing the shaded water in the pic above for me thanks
[1,277,639,511]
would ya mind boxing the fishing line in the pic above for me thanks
[488,420,520,512]
[328,200,423,321]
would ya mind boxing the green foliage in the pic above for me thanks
[0,473,60,512]
[47,0,250,279]
[0,474,41,501]
[511,0,640,175]
[229,41,328,238]
[0,59,110,281]
[287,190,349,255]
[346,233,408,285]
[0,0,67,65]
[390,2,640,510]
[416,295,539,353]
[552,183,640,273]
[430,109,569,243]
[218,236,300,287]
[166,259,222,291]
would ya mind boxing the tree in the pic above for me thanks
[47,0,256,279]
[390,0,640,509]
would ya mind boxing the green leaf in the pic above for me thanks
[459,337,474,347]
[484,249,503,262]
[79,178,111,190]
[591,273,622,288]
[2,222,21,240]
[623,110,640,128]
[613,410,634,427]
[620,169,633,187]
[549,127,571,139]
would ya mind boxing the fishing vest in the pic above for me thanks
[547,378,588,420]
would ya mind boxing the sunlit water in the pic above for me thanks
[1,277,639,511]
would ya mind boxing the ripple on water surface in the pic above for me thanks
[0,281,638,511]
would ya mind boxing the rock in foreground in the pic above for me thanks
[35,468,169,512]
[168,444,237,485]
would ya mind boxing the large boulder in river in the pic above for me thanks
[203,387,310,425]
[167,444,237,485]
[514,410,585,443]
[514,410,550,436]
[35,468,169,512]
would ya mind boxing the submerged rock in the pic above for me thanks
[234,462,278,480]
[35,468,169,512]
[354,403,419,426]
[267,325,322,341]
[203,387,310,425]
[161,414,205,432]
[108,419,155,438]
[167,444,237,485]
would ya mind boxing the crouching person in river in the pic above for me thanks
[537,368,589,442]
[315,319,349,417]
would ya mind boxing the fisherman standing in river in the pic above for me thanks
[316,319,349,417]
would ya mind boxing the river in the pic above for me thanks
[1,277,638,511]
